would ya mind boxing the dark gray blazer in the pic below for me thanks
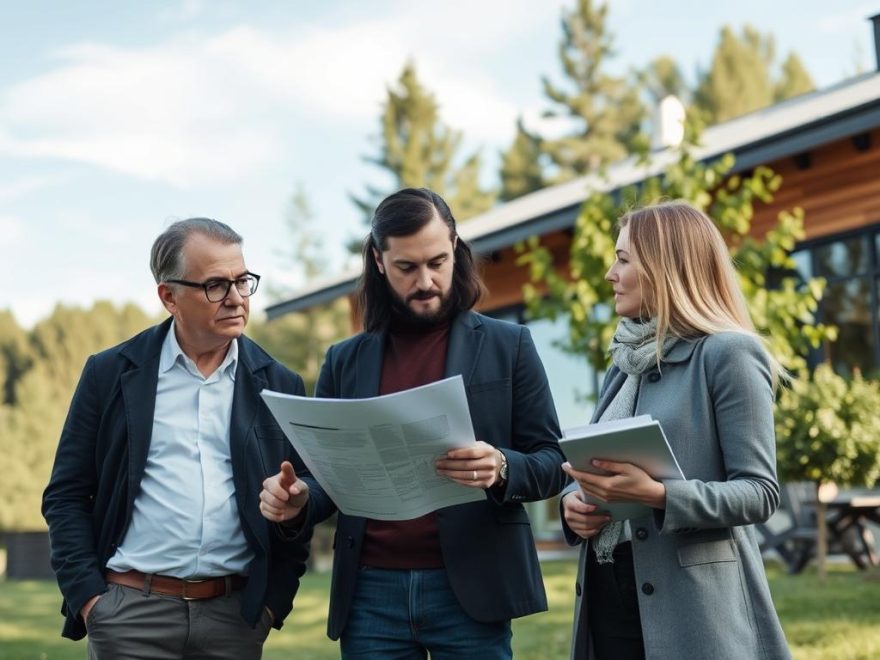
[42,318,311,640]
[304,310,566,640]
[563,332,790,659]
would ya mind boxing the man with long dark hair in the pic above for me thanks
[260,188,566,658]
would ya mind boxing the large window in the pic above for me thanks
[787,223,880,377]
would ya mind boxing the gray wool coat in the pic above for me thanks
[562,331,791,660]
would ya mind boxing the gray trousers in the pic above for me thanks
[85,583,273,660]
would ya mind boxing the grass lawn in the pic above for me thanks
[1,560,878,659]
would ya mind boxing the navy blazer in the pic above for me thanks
[42,318,311,640]
[304,310,566,640]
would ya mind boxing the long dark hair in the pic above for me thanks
[356,188,485,332]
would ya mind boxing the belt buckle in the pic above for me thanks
[181,578,207,601]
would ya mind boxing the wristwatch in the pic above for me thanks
[497,449,509,484]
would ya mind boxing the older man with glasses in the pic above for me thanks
[42,217,312,659]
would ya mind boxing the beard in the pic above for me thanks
[388,286,456,329]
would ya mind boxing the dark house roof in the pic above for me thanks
[267,72,880,319]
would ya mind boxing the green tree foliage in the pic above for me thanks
[0,303,156,530]
[694,25,775,123]
[0,310,33,405]
[540,0,646,180]
[694,25,815,123]
[515,118,835,376]
[498,118,546,202]
[775,52,815,102]
[350,61,495,235]
[775,364,880,487]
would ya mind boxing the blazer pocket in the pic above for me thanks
[254,424,285,442]
[677,531,737,566]
[254,425,288,474]
[467,378,511,394]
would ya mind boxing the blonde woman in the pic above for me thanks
[561,201,790,659]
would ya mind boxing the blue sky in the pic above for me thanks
[1,0,877,326]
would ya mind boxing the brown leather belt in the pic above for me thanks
[106,569,247,600]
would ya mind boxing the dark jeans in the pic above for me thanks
[340,567,512,660]
[586,541,645,660]
[85,583,272,659]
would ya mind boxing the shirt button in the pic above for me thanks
[648,372,661,383]
[641,582,655,595]
[635,527,648,541]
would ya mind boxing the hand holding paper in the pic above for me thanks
[559,415,684,520]
[562,460,667,510]
[561,489,610,539]
[435,441,504,488]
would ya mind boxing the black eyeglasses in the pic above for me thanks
[166,272,261,302]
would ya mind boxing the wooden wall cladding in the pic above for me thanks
[479,129,880,311]
[752,128,880,240]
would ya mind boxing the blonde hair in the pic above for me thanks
[619,200,780,380]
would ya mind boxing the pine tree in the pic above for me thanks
[695,25,815,124]
[639,55,688,105]
[350,61,495,237]
[255,184,350,394]
[499,118,546,202]
[540,0,646,181]
[775,52,815,101]
[694,25,775,123]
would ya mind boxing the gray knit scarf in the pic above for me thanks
[592,317,678,564]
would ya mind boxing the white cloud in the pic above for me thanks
[0,38,282,187]
[0,7,548,187]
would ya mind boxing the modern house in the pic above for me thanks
[267,15,880,542]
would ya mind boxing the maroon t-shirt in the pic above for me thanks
[359,319,451,569]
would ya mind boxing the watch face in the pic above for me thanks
[500,462,509,480]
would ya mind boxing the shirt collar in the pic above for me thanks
[160,321,238,381]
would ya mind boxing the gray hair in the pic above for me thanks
[150,217,242,284]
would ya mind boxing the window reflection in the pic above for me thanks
[789,226,879,377]
[814,236,869,278]
[821,278,876,376]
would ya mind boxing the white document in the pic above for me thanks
[260,375,485,520]
[561,415,685,521]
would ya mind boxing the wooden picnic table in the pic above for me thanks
[758,484,880,573]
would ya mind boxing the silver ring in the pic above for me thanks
[472,470,477,481]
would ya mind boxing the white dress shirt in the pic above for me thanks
[106,323,253,578]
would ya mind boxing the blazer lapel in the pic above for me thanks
[444,311,484,386]
[120,363,159,496]
[119,320,170,501]
[229,339,269,548]
[230,341,266,469]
